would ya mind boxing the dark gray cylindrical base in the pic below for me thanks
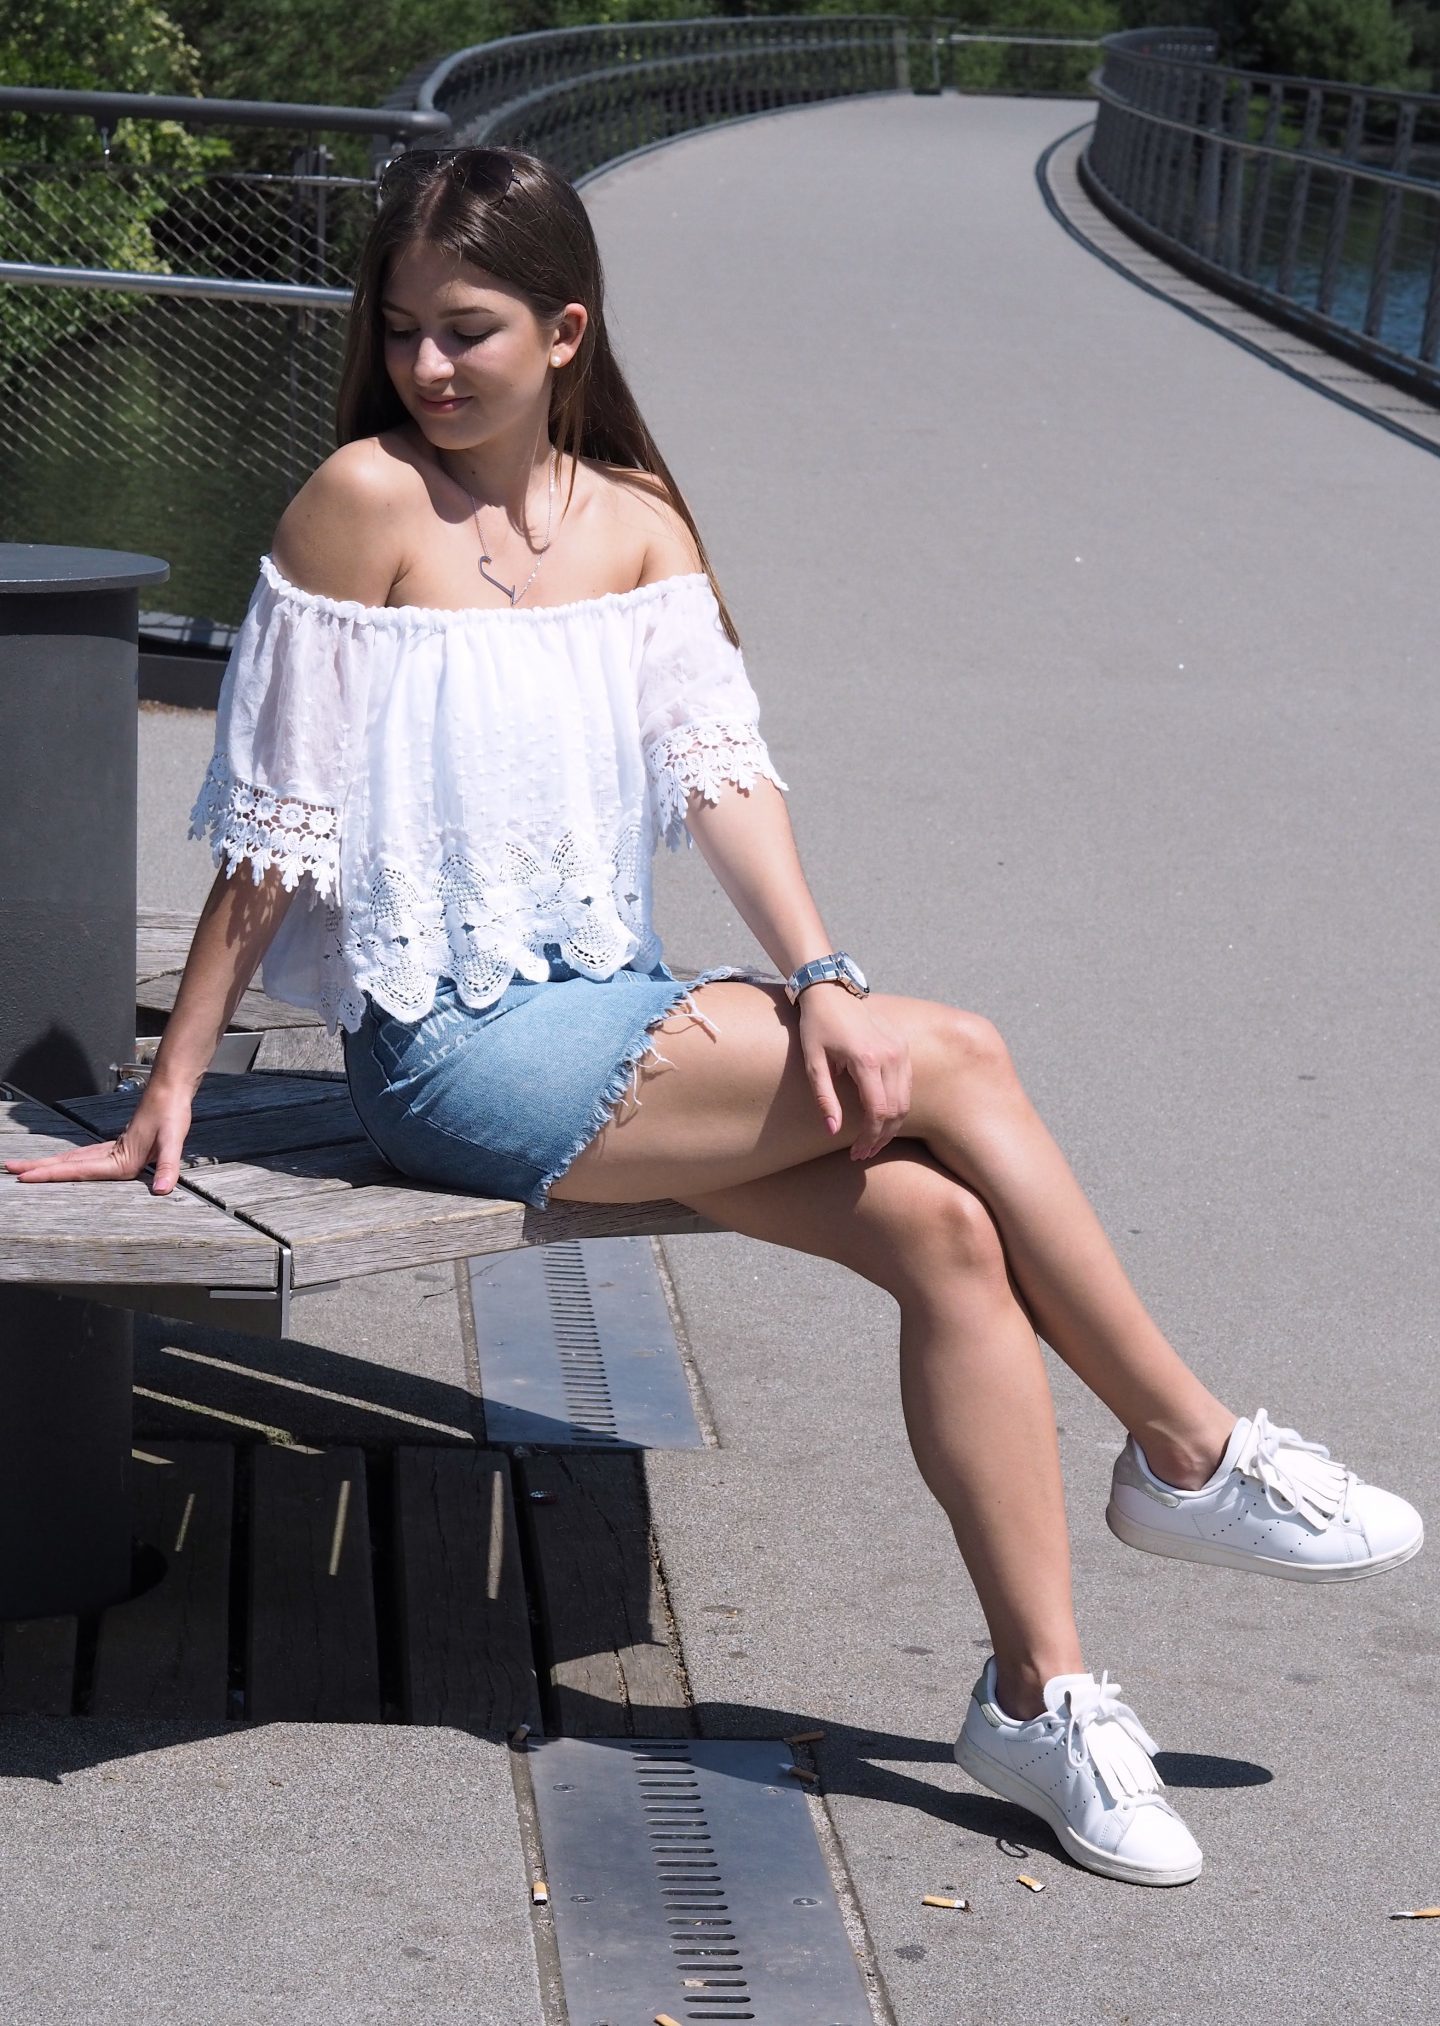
[0,545,168,1625]
[0,1287,135,1620]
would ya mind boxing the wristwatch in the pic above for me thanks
[784,950,870,1005]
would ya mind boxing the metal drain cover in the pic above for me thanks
[530,1736,870,2024]
[469,1237,705,1449]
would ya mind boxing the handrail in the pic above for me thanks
[0,18,1099,631]
[0,81,450,139]
[1082,28,1440,400]
[1098,25,1440,107]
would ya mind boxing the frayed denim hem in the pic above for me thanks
[529,963,745,1209]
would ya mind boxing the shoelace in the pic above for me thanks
[1234,1407,1356,1529]
[1060,1673,1165,1804]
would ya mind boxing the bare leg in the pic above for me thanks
[671,1140,1086,1718]
[901,1009,1236,1489]
[551,980,1234,1488]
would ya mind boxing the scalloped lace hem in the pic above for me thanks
[188,755,340,904]
[645,715,789,852]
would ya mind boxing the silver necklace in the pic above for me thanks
[460,448,557,607]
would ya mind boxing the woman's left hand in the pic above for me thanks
[796,986,912,1160]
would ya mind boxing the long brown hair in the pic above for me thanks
[334,144,741,647]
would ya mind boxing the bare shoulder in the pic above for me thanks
[587,460,705,585]
[270,435,420,604]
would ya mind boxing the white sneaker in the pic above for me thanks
[1107,1408,1424,1581]
[953,1657,1203,1887]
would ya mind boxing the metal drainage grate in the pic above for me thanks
[468,1237,705,1449]
[530,1737,870,2025]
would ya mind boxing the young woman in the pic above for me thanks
[7,145,1422,1888]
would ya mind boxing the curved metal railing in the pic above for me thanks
[0,20,1102,627]
[417,16,910,178]
[1083,26,1440,399]
[412,15,1100,174]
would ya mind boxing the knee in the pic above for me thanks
[887,1166,1009,1292]
[932,1006,1015,1086]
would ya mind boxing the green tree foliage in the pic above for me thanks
[0,0,228,366]
[1237,0,1413,84]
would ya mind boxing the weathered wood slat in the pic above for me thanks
[516,1453,694,1737]
[170,1104,367,1169]
[1,1175,280,1285]
[179,1139,399,1212]
[250,1026,345,1073]
[393,1447,541,1733]
[240,1184,720,1288]
[0,1615,76,1714]
[137,910,205,982]
[247,1443,381,1722]
[138,970,324,1031]
[91,1442,234,1718]
[60,1071,350,1134]
[0,1113,101,1154]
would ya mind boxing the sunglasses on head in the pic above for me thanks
[376,146,518,202]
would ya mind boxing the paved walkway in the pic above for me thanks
[106,89,1440,2023]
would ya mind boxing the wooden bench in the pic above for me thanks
[1,1065,724,1339]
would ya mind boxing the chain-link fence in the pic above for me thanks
[2,21,1102,631]
[0,90,443,631]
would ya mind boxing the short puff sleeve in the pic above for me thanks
[636,574,789,854]
[187,557,363,909]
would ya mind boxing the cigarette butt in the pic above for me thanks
[510,1723,531,1745]
[1391,1907,1440,1918]
[656,2014,685,2025]
[1016,1874,1045,1893]
[530,1880,549,1905]
[785,1729,826,1744]
[785,1764,819,1784]
[921,1894,969,1909]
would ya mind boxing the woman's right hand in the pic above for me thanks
[3,1077,195,1194]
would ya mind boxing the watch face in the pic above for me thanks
[840,954,868,993]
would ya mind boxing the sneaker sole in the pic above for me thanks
[953,1729,1202,1887]
[1106,1502,1425,1581]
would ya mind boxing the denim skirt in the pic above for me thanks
[341,946,750,1210]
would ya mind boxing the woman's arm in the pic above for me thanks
[3,861,299,1192]
[147,860,300,1097]
[681,774,835,979]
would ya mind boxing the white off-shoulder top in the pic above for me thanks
[188,556,790,1036]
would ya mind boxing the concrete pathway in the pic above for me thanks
[101,88,1440,2024]
[587,90,1440,2023]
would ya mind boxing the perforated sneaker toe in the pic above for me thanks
[1106,1409,1424,1581]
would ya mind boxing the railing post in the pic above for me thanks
[1276,85,1322,297]
[892,19,910,94]
[0,543,168,1622]
[1365,100,1416,339]
[1194,71,1226,257]
[1316,93,1367,319]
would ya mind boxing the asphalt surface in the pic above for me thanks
[589,90,1440,2024]
[99,88,1440,2023]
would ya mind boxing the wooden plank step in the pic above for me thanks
[516,1452,694,1738]
[246,1444,381,1722]
[0,1615,76,1715]
[90,1442,234,1719]
[392,1447,541,1733]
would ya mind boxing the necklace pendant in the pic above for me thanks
[475,550,517,604]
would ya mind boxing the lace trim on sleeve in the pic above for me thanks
[188,754,341,907]
[645,714,789,854]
